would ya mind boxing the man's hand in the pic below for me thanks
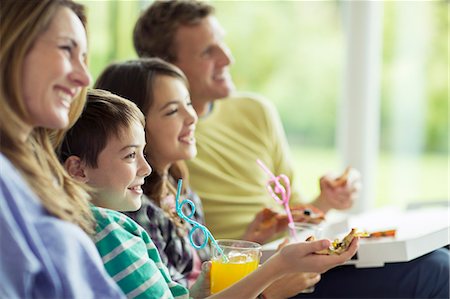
[242,208,288,244]
[314,167,362,213]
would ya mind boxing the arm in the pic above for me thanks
[92,208,189,298]
[261,273,321,299]
[208,238,359,299]
[0,156,124,299]
[260,97,362,214]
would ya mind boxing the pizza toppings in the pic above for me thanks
[306,228,369,255]
[367,229,397,238]
[288,204,326,224]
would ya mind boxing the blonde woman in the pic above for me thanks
[0,1,124,298]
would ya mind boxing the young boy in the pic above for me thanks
[59,89,190,298]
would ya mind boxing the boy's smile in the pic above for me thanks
[83,120,151,212]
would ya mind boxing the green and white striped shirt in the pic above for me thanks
[91,206,189,299]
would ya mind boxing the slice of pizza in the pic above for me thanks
[259,208,279,229]
[330,167,351,188]
[286,204,326,224]
[306,228,369,255]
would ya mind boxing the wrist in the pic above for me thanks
[264,251,289,279]
[312,195,331,214]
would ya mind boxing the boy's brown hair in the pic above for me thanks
[59,89,145,168]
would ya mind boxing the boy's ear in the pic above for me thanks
[64,156,88,183]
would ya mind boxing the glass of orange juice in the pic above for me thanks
[210,239,261,294]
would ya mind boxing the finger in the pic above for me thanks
[306,272,320,279]
[319,176,335,188]
[305,239,331,253]
[350,181,362,193]
[348,168,361,181]
[337,237,359,261]
[276,238,290,251]
[201,261,211,272]
[309,273,321,285]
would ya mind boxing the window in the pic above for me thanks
[81,0,448,209]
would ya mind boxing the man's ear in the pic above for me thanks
[64,156,88,183]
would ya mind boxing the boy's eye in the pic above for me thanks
[125,152,136,159]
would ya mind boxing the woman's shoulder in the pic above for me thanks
[0,154,46,217]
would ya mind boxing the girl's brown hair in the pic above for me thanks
[0,0,94,233]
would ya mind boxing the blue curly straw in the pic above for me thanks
[175,179,228,262]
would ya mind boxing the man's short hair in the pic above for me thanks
[133,0,214,62]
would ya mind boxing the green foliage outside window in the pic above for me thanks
[80,0,448,206]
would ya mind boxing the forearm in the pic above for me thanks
[311,194,332,214]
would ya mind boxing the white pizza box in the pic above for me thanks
[261,206,450,268]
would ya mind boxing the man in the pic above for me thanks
[133,0,359,244]
[132,1,449,298]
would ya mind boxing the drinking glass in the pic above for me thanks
[210,239,261,294]
[289,222,323,293]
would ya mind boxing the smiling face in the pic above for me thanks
[83,121,151,212]
[146,75,198,173]
[173,16,234,116]
[21,7,91,132]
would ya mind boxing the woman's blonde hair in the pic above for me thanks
[0,0,94,234]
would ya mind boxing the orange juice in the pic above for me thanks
[210,254,260,294]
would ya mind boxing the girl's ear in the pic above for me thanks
[64,156,89,183]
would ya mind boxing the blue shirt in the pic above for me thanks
[0,154,125,299]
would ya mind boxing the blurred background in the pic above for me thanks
[79,0,448,211]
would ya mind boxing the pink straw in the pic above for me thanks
[256,159,297,240]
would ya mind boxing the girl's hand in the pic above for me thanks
[261,272,320,299]
[273,237,359,274]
